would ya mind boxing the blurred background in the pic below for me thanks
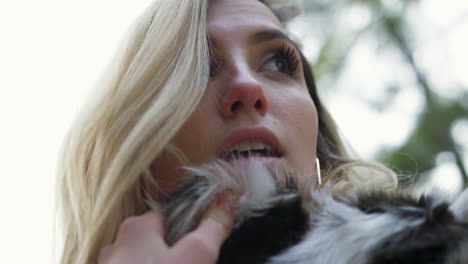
[0,0,466,263]
[290,0,468,195]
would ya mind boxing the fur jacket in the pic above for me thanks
[150,161,468,264]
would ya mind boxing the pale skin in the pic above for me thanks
[98,0,319,263]
[98,193,236,264]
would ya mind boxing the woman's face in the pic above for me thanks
[153,0,319,194]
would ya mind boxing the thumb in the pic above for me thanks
[170,192,237,263]
[200,192,237,242]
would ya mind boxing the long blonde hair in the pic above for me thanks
[58,0,211,262]
[57,0,397,263]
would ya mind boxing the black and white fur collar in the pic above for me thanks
[151,161,468,264]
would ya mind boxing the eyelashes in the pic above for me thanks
[209,43,301,78]
[266,44,300,77]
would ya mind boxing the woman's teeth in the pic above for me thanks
[234,141,272,152]
[224,141,280,160]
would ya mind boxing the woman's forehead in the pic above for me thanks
[207,0,282,29]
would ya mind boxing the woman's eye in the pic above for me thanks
[263,58,289,74]
[260,45,299,77]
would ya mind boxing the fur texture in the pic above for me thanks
[149,160,468,264]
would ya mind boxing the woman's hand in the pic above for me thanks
[98,193,236,264]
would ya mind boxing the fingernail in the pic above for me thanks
[216,192,237,217]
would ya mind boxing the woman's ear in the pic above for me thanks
[450,189,468,222]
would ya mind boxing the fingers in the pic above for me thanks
[98,194,237,264]
[170,193,236,264]
[97,245,113,264]
[98,210,169,264]
[115,210,165,241]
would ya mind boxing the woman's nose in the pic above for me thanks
[221,71,268,119]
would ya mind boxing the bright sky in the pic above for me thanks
[0,0,154,262]
[0,0,466,263]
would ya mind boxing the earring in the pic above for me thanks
[315,158,322,186]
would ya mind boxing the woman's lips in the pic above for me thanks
[218,126,283,159]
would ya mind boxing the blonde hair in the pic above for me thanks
[58,0,211,262]
[57,0,397,263]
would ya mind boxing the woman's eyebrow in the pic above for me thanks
[248,29,299,49]
[207,29,300,62]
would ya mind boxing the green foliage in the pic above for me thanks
[378,93,468,186]
[301,0,468,188]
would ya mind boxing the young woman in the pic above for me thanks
[57,0,397,263]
